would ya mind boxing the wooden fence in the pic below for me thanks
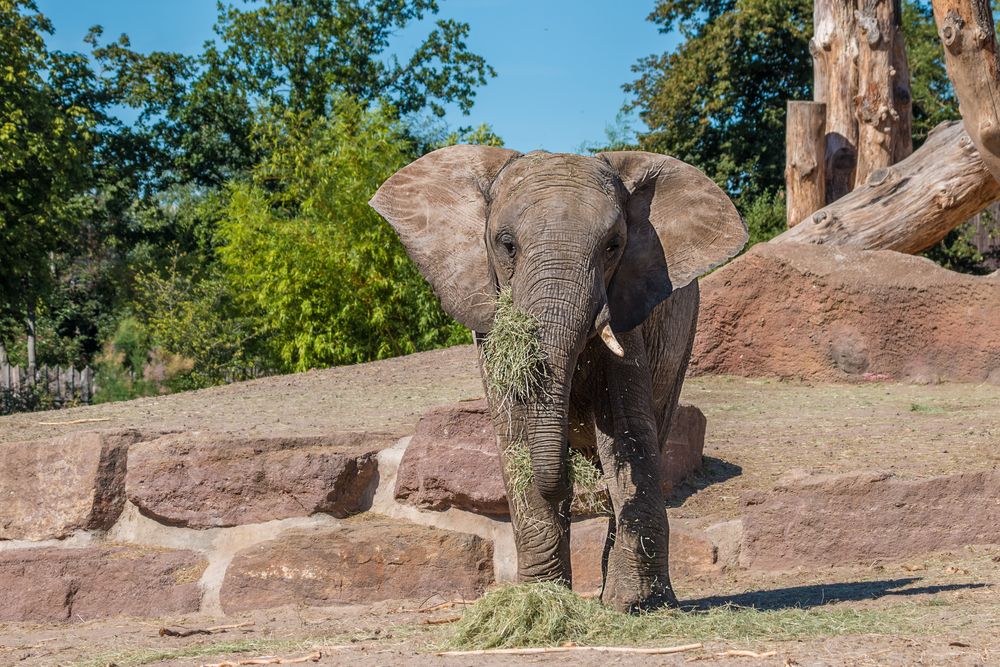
[0,362,94,405]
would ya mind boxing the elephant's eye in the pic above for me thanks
[498,232,517,259]
[606,237,622,257]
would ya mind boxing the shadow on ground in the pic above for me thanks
[668,456,742,506]
[685,578,991,611]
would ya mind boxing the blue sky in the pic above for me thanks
[36,1,680,153]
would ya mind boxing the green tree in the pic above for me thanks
[217,98,467,372]
[626,0,956,205]
[627,0,813,201]
[0,1,99,359]
[92,0,494,189]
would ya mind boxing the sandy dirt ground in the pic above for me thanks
[2,344,999,666]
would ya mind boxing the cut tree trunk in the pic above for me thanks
[773,120,1000,252]
[890,0,914,162]
[811,0,859,203]
[854,0,907,187]
[931,0,1000,184]
[785,101,828,227]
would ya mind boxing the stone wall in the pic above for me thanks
[0,401,712,622]
[4,398,998,622]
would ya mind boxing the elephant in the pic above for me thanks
[370,146,746,612]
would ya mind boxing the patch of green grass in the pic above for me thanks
[447,583,919,650]
[482,287,549,408]
[909,402,945,414]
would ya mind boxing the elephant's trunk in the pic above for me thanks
[518,266,600,502]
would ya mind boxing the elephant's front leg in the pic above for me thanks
[594,331,677,612]
[496,430,573,583]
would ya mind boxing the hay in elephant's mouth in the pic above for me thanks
[445,582,919,650]
[505,440,609,515]
[481,287,549,408]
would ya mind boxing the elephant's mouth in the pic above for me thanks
[481,289,625,413]
[481,286,551,409]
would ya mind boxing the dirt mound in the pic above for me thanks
[692,243,1000,382]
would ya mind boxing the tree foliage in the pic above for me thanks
[217,98,468,372]
[0,0,96,329]
[91,0,494,189]
[0,0,498,409]
[627,0,813,200]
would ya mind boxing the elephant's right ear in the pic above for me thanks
[370,145,521,332]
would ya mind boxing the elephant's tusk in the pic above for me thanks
[600,323,625,357]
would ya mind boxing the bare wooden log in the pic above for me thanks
[932,0,1000,184]
[854,0,904,186]
[786,101,828,227]
[811,0,859,202]
[773,121,1000,252]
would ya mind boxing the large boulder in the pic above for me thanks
[741,469,1000,570]
[127,432,394,528]
[692,243,1000,382]
[0,544,205,622]
[393,400,507,515]
[220,519,494,612]
[0,430,146,541]
[394,401,705,516]
[660,404,707,495]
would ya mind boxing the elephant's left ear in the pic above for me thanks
[599,151,747,331]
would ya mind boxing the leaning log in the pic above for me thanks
[773,121,1000,253]
[785,101,828,227]
[931,0,1000,184]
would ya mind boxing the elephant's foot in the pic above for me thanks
[601,573,679,614]
[517,569,572,588]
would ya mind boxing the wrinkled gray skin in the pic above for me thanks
[371,147,746,612]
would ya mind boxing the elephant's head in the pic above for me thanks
[370,147,745,501]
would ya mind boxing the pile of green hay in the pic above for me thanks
[505,441,609,514]
[481,287,549,407]
[449,582,602,649]
[446,583,919,650]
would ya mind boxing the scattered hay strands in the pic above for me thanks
[36,416,111,425]
[199,651,323,666]
[417,599,474,612]
[437,642,704,656]
[423,615,463,625]
[716,649,779,659]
